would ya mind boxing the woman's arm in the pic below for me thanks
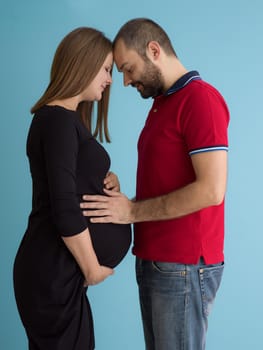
[42,111,113,285]
[62,228,114,286]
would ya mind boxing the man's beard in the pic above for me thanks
[131,60,164,99]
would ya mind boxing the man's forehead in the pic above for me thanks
[113,55,128,72]
[114,42,139,71]
[114,47,131,71]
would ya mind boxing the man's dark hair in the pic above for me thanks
[113,18,177,59]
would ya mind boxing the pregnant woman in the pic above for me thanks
[13,27,131,350]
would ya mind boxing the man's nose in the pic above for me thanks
[123,73,132,86]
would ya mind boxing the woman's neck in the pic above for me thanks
[47,96,80,111]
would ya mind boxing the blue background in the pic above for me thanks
[1,0,262,349]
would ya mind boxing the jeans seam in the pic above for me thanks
[199,268,207,318]
[182,271,190,350]
[198,264,224,318]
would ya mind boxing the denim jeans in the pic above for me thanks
[136,258,224,350]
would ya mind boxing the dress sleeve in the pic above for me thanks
[180,83,230,156]
[42,112,88,237]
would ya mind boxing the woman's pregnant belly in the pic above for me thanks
[87,221,132,268]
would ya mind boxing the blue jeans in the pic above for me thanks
[136,258,224,350]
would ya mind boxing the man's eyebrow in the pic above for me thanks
[118,62,128,72]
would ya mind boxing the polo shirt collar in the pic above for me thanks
[165,70,201,96]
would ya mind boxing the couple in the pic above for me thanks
[13,18,229,350]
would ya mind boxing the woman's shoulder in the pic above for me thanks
[35,105,78,122]
[32,105,84,132]
[31,105,92,140]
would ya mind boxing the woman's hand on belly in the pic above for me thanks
[84,265,114,286]
[62,228,114,286]
[103,171,120,191]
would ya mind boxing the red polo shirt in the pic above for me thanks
[133,71,230,264]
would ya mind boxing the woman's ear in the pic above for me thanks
[146,41,161,61]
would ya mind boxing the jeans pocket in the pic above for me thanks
[152,261,187,276]
[199,263,224,317]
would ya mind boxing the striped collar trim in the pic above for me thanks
[165,70,201,96]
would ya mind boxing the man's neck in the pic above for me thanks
[162,57,188,92]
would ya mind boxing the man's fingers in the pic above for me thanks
[82,191,123,204]
[90,216,113,223]
[80,190,130,224]
[82,194,108,202]
[82,209,110,217]
[80,201,109,209]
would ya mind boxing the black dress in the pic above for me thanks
[13,105,131,350]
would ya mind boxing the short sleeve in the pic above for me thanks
[180,82,230,156]
[42,111,87,236]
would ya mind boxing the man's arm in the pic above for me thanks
[81,150,227,224]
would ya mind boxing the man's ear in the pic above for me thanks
[146,41,161,61]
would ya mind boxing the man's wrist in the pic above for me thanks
[129,196,165,223]
[130,200,138,223]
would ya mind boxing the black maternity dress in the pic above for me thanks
[13,105,132,350]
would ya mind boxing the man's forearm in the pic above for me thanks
[81,150,227,225]
[131,180,225,223]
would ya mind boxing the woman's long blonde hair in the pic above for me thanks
[31,27,112,142]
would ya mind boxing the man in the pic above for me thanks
[81,18,229,350]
